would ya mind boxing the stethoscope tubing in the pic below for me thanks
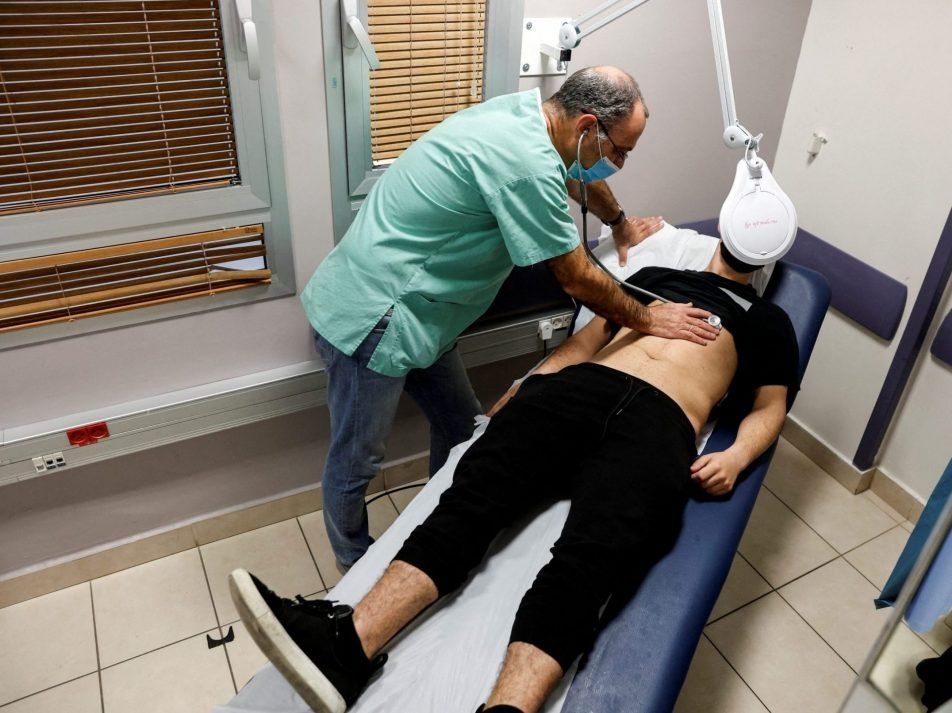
[575,131,722,331]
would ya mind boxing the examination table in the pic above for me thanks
[217,222,831,713]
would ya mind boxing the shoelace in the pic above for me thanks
[293,594,341,616]
[288,593,389,674]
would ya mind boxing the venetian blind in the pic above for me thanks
[0,0,240,216]
[0,224,270,332]
[368,0,486,164]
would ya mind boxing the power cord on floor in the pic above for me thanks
[365,481,427,506]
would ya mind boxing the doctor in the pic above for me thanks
[301,66,719,569]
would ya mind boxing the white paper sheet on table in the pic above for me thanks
[214,224,749,713]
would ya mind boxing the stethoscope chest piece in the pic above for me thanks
[707,315,722,330]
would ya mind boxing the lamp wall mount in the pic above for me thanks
[520,18,571,77]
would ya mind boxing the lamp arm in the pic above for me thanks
[560,0,757,155]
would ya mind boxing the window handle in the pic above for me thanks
[342,0,381,70]
[234,0,260,80]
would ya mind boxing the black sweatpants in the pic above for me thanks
[395,362,697,671]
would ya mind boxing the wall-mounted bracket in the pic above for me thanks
[520,18,571,77]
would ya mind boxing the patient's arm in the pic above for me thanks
[486,318,613,416]
[536,316,613,374]
[690,385,788,496]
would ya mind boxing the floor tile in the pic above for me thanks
[737,489,838,587]
[92,548,218,667]
[224,619,270,691]
[0,583,98,706]
[0,674,100,713]
[367,496,399,540]
[101,630,233,713]
[764,440,896,553]
[919,616,952,655]
[868,622,933,712]
[200,519,323,626]
[708,554,772,623]
[901,520,915,533]
[388,479,427,514]
[862,490,906,524]
[299,497,401,593]
[844,526,910,590]
[705,592,855,713]
[779,558,891,670]
[298,510,342,590]
[673,636,768,713]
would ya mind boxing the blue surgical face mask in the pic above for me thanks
[567,129,621,183]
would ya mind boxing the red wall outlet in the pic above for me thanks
[66,421,110,446]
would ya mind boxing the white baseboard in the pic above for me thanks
[781,416,924,523]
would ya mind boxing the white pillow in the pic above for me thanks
[572,222,773,333]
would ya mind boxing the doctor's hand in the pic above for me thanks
[613,215,664,267]
[646,302,718,345]
[691,450,745,496]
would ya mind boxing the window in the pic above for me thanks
[0,224,269,333]
[323,0,524,240]
[366,1,486,165]
[0,0,294,349]
[0,1,240,215]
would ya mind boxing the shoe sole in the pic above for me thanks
[229,568,346,713]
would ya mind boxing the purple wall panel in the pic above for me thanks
[680,219,906,340]
[931,311,952,367]
[855,207,952,470]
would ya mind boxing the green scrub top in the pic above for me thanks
[301,88,579,376]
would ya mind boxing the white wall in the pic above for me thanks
[773,0,952,499]
[520,0,811,225]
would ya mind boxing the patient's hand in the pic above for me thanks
[613,215,664,267]
[487,382,522,417]
[690,450,745,496]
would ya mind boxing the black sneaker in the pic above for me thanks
[229,568,386,713]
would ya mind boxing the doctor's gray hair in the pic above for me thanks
[549,66,648,128]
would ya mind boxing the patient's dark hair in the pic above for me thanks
[549,66,648,128]
[719,241,761,274]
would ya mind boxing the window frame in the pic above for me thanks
[0,0,295,351]
[321,0,525,242]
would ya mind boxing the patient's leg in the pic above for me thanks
[352,560,437,657]
[351,367,614,658]
[485,642,562,713]
[489,382,696,710]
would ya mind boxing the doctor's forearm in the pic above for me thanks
[568,266,653,333]
[548,247,652,333]
[566,180,621,223]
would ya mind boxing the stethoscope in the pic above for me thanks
[575,130,723,331]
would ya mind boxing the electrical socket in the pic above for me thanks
[33,452,66,473]
[538,314,573,341]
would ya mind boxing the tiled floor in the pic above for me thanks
[1,439,948,712]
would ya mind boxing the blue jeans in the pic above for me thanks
[315,316,482,567]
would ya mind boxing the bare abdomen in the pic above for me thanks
[590,328,737,433]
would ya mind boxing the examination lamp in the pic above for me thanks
[545,0,798,275]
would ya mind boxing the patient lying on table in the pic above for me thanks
[229,239,800,713]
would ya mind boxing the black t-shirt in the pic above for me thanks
[610,266,800,410]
